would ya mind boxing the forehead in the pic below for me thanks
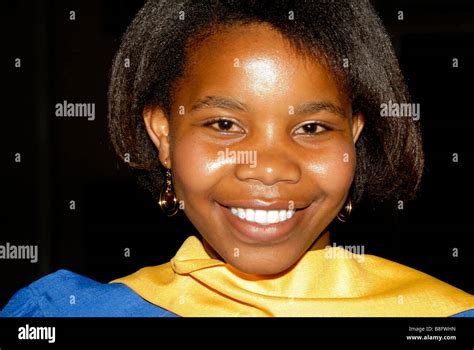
[174,22,349,108]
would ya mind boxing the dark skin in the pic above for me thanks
[144,22,364,275]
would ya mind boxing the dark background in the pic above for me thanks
[1,0,473,307]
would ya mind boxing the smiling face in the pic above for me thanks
[144,22,364,275]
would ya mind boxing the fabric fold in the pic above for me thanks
[111,236,474,317]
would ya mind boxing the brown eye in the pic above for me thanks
[217,120,234,131]
[294,122,328,135]
[204,118,244,133]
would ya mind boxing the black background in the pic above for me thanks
[1,0,473,307]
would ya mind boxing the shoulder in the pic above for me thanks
[0,269,177,317]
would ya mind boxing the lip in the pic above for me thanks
[218,200,306,244]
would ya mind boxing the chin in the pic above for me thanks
[227,257,292,276]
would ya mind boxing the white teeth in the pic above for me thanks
[245,208,255,221]
[279,210,287,221]
[267,210,279,224]
[255,210,267,224]
[229,207,296,225]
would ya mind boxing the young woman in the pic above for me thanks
[2,0,473,317]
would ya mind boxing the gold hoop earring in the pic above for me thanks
[158,169,179,217]
[337,198,352,223]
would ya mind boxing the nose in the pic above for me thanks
[234,145,301,186]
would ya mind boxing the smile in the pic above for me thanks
[218,200,306,243]
[230,207,295,225]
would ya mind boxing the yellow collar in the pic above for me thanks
[111,236,473,316]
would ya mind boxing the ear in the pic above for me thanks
[143,105,171,168]
[351,112,365,144]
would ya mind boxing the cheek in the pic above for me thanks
[170,134,225,202]
[305,142,356,199]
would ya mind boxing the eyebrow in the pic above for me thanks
[293,101,347,119]
[190,96,248,113]
[189,95,346,118]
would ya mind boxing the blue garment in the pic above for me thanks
[451,309,474,317]
[1,269,473,317]
[0,270,177,317]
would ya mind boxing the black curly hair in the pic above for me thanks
[107,0,424,206]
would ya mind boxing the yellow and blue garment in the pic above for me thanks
[1,236,473,317]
